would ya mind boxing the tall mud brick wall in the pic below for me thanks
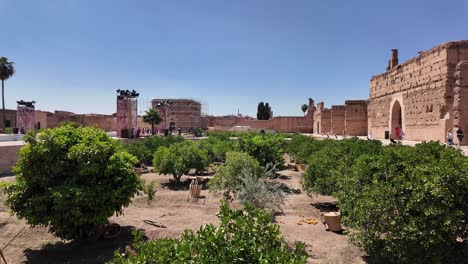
[345,100,368,136]
[331,105,346,134]
[313,102,331,134]
[368,40,468,143]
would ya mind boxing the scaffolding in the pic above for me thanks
[152,98,207,131]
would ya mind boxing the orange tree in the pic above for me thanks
[6,124,142,240]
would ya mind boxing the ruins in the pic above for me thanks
[368,40,468,143]
[0,39,467,144]
[152,98,202,132]
[116,89,139,138]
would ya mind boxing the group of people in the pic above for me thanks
[447,127,464,147]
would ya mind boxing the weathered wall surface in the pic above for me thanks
[0,110,17,129]
[202,115,313,133]
[0,142,23,175]
[345,100,368,136]
[202,98,315,133]
[368,41,468,142]
[453,61,468,145]
[45,111,116,131]
[313,102,332,134]
[331,105,346,134]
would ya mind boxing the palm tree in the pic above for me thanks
[142,108,163,135]
[301,104,308,116]
[0,57,15,130]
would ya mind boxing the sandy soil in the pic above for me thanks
[0,170,365,264]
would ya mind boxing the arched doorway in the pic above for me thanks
[390,100,403,139]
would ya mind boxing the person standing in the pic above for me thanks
[456,127,464,147]
[447,129,454,146]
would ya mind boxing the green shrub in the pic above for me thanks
[125,135,184,165]
[209,151,262,194]
[287,135,327,164]
[108,201,307,264]
[238,133,285,168]
[0,181,11,190]
[198,137,239,163]
[143,181,157,205]
[4,127,13,134]
[337,142,468,263]
[153,141,209,183]
[238,174,285,215]
[207,131,238,141]
[5,124,142,240]
[303,138,383,195]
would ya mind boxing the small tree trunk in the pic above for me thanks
[1,80,5,130]
[151,123,155,135]
[175,174,181,183]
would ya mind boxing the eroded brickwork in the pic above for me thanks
[313,102,332,134]
[331,105,346,134]
[368,40,468,142]
[345,100,367,136]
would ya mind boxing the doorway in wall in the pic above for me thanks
[391,100,403,139]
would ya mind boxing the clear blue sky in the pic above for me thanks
[2,0,467,116]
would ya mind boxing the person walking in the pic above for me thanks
[456,127,464,147]
[447,129,454,146]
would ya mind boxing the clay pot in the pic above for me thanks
[324,212,342,232]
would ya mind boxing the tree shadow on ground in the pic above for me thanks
[362,241,468,264]
[310,202,339,212]
[161,179,210,191]
[278,174,292,180]
[24,226,145,264]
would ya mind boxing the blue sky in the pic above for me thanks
[1,0,467,116]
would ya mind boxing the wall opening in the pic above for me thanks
[391,100,403,139]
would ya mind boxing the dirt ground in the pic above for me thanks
[0,169,365,264]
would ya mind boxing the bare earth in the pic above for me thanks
[0,170,364,264]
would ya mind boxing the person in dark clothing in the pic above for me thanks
[456,127,464,147]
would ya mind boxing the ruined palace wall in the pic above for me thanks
[368,42,468,142]
[331,105,346,135]
[345,100,368,136]
[202,116,313,133]
[313,109,331,134]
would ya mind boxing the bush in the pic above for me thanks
[238,133,285,168]
[337,142,468,263]
[153,141,209,183]
[108,201,307,264]
[287,135,328,164]
[142,181,157,205]
[238,174,285,215]
[197,137,239,163]
[124,135,184,165]
[303,138,383,195]
[5,124,142,240]
[209,151,262,194]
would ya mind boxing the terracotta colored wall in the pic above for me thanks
[202,115,313,133]
[313,102,331,134]
[0,109,17,128]
[368,41,468,142]
[0,143,23,175]
[345,100,368,136]
[331,105,346,134]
